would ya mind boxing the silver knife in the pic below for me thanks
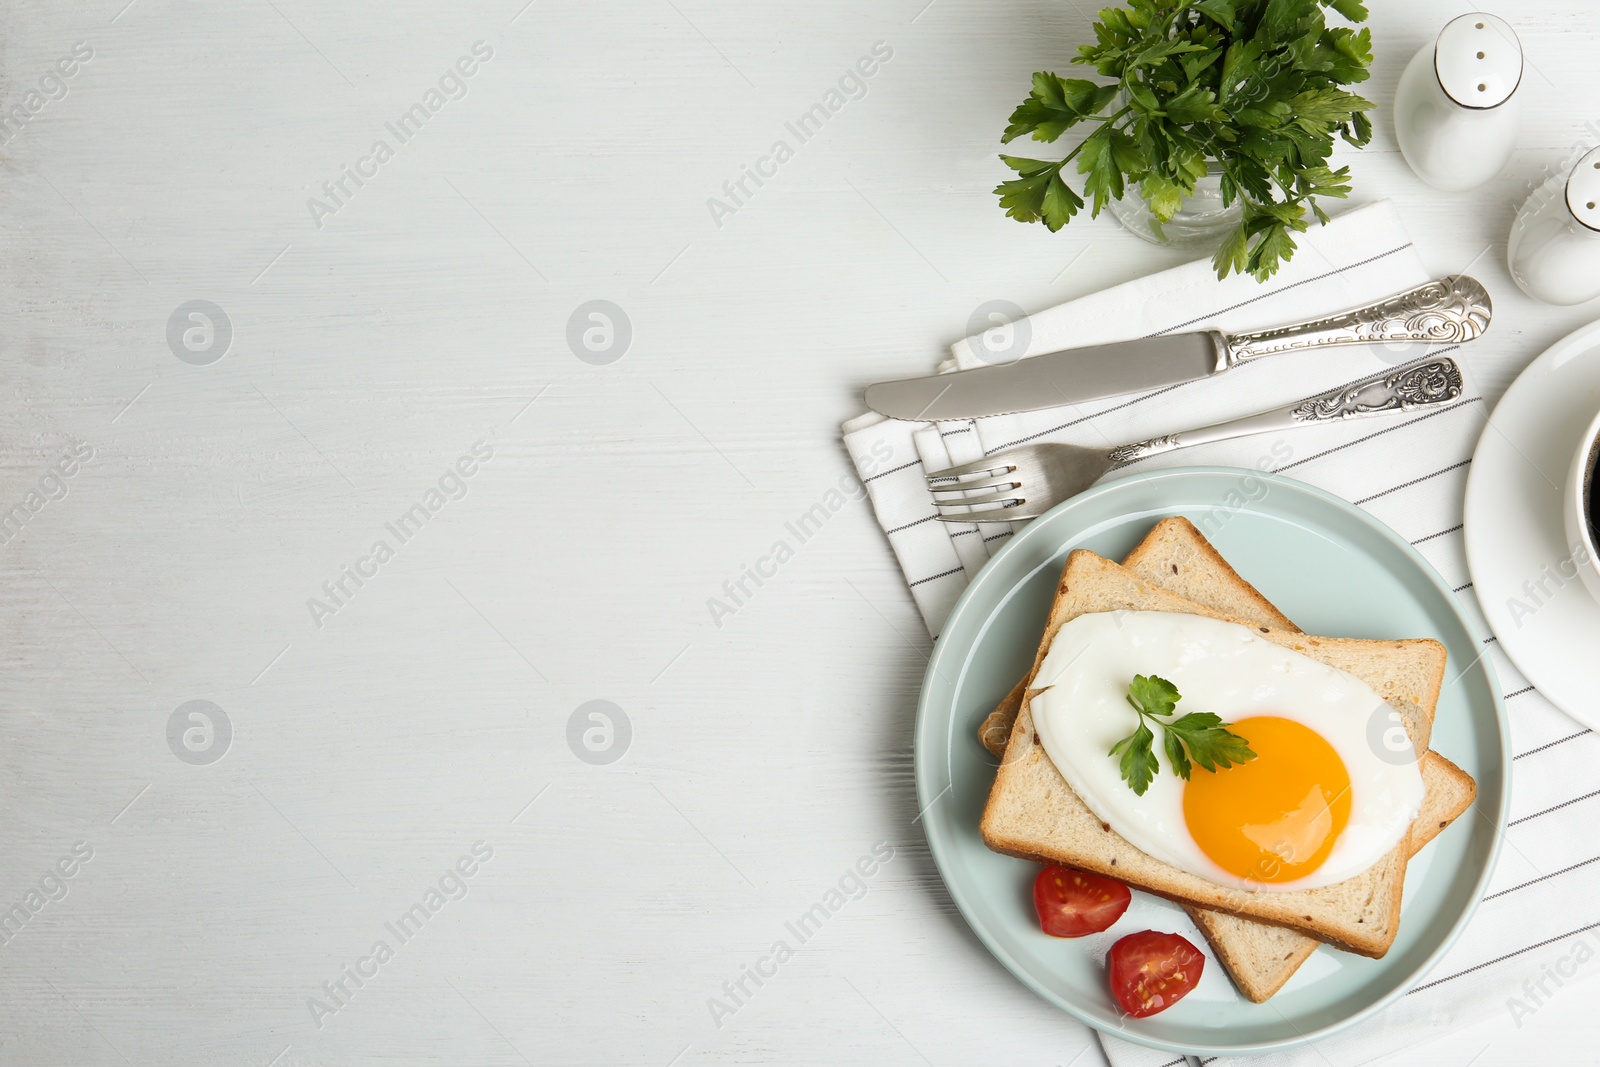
[864,275,1491,421]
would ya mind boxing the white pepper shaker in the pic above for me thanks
[1394,13,1523,191]
[1508,146,1600,305]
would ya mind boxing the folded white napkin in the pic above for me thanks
[843,200,1600,1065]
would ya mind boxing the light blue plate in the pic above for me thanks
[915,467,1509,1057]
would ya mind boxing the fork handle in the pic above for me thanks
[1105,359,1467,464]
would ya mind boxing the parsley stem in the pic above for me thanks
[1053,105,1133,172]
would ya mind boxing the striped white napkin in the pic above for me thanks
[842,200,1600,1065]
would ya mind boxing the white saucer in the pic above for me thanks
[1465,317,1600,727]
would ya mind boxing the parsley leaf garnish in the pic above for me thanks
[1109,720,1159,797]
[1110,675,1256,795]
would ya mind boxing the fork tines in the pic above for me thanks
[925,455,1024,519]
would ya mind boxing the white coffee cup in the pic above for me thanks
[1561,406,1600,603]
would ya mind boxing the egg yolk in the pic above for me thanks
[1181,716,1352,884]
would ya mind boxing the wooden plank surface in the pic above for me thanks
[0,1,1597,1064]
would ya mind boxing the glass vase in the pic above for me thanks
[1108,167,1242,251]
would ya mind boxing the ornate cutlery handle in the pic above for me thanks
[1289,357,1465,421]
[1221,276,1492,366]
[1106,359,1467,464]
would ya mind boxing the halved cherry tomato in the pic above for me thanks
[1032,865,1131,937]
[1108,930,1205,1018]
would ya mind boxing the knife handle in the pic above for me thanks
[1220,276,1491,367]
[1105,359,1467,463]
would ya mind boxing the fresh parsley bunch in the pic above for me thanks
[995,0,1374,281]
[1110,675,1257,795]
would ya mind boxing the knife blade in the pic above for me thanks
[865,332,1226,422]
[862,275,1492,422]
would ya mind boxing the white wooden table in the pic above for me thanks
[1,1,1598,1064]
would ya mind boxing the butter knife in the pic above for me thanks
[864,275,1491,421]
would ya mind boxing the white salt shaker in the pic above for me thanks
[1394,13,1523,191]
[1508,146,1600,305]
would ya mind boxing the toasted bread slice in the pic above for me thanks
[976,519,1474,998]
[1122,515,1300,631]
[980,548,1464,958]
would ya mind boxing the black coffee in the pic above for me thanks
[1588,440,1600,544]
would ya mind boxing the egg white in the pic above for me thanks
[1029,610,1426,892]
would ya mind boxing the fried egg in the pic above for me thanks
[1029,611,1426,892]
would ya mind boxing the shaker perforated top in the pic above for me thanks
[1567,146,1600,233]
[1434,12,1522,109]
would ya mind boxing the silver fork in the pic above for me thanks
[926,358,1466,523]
